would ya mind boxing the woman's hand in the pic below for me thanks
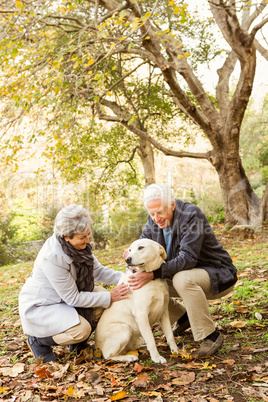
[110,283,130,302]
[128,271,153,290]
[122,247,130,260]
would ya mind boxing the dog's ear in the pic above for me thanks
[159,244,167,260]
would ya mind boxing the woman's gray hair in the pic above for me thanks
[54,204,92,238]
[143,183,175,209]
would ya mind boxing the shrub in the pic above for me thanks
[91,205,148,249]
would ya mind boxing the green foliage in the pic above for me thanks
[9,199,44,242]
[0,212,17,245]
[206,205,225,224]
[92,205,148,249]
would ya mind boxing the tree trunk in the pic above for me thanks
[137,138,155,187]
[211,151,261,226]
[262,182,268,223]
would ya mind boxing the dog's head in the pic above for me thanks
[124,239,167,272]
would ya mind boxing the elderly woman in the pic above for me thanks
[19,204,129,363]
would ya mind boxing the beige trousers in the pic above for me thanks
[167,269,234,341]
[52,286,108,345]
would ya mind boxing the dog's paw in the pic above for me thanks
[109,354,139,362]
[151,355,167,364]
[171,347,179,355]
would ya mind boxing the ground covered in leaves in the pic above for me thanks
[0,226,268,402]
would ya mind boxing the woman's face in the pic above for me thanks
[64,228,91,250]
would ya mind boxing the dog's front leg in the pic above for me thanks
[135,312,167,364]
[159,310,178,354]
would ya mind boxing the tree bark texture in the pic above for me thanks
[262,182,268,223]
[137,138,155,187]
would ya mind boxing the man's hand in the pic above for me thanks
[110,283,130,302]
[128,271,154,290]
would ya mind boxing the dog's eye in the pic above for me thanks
[138,246,144,250]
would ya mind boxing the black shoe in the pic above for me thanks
[69,340,93,354]
[172,318,191,336]
[27,336,57,362]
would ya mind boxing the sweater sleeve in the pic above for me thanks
[93,255,123,284]
[42,254,112,309]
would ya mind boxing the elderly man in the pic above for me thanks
[128,183,237,357]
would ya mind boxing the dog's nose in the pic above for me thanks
[125,256,132,265]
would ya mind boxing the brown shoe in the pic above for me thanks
[172,318,191,336]
[198,332,224,357]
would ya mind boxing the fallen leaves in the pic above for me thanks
[229,320,247,328]
[34,365,53,379]
[132,372,151,388]
[110,390,127,400]
[0,362,24,377]
[133,363,155,372]
[171,371,195,386]
[222,359,236,366]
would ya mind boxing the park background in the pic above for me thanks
[0,2,268,400]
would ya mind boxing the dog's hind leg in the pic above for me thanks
[159,310,178,354]
[100,324,139,362]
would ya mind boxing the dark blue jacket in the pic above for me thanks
[141,199,237,295]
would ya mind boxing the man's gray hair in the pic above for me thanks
[54,204,92,238]
[143,183,175,209]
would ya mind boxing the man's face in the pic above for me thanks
[146,199,175,229]
[64,228,91,250]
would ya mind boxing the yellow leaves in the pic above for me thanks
[110,390,127,401]
[141,12,151,21]
[202,362,216,370]
[84,59,95,67]
[130,12,151,33]
[173,6,181,14]
[169,1,175,5]
[0,386,10,395]
[177,52,191,60]
[171,348,192,360]
[15,1,23,8]
[131,17,141,32]
[52,60,60,68]
[126,350,139,357]
[127,116,137,125]
[66,385,75,396]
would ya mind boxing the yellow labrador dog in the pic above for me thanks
[94,239,178,363]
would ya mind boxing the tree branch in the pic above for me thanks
[95,103,210,160]
[216,50,237,120]
[254,38,268,61]
[242,1,267,30]
[251,17,268,38]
